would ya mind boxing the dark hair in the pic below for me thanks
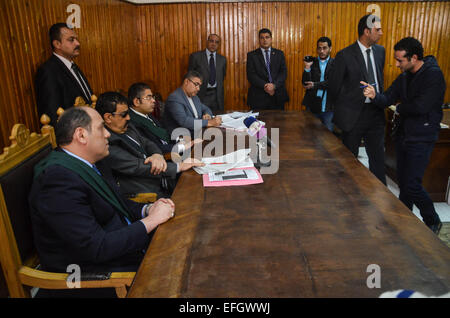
[258,28,272,37]
[95,92,129,117]
[55,107,92,146]
[128,82,151,107]
[394,37,424,61]
[317,36,332,47]
[183,70,203,82]
[358,14,381,37]
[49,23,71,49]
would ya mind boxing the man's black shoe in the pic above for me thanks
[429,222,442,235]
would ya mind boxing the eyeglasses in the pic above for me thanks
[112,110,129,118]
[188,78,202,87]
[140,94,155,101]
[208,39,220,44]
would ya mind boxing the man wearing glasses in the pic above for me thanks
[164,71,222,138]
[128,82,201,154]
[188,34,227,113]
[96,91,203,198]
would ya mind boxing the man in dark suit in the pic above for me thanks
[188,34,227,113]
[246,28,289,110]
[128,82,200,155]
[328,14,386,184]
[302,36,335,131]
[96,92,203,198]
[35,23,93,125]
[163,71,222,138]
[29,106,175,296]
[362,37,446,234]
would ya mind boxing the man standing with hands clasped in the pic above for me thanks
[362,37,446,235]
[246,28,289,110]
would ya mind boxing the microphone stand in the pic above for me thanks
[255,139,271,169]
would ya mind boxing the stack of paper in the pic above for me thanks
[219,111,263,130]
[193,148,254,175]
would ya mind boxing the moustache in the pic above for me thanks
[74,46,81,51]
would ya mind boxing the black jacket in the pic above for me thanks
[29,154,148,273]
[372,56,445,142]
[35,54,92,125]
[328,42,385,132]
[301,57,334,113]
[246,47,289,109]
[102,124,177,197]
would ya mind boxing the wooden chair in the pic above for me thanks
[54,95,98,122]
[0,122,135,298]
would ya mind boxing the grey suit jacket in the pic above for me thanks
[163,87,213,137]
[101,124,177,198]
[188,50,227,111]
[328,42,385,132]
[188,50,227,110]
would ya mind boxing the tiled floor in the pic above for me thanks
[357,147,450,223]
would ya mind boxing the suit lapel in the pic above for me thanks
[179,88,198,118]
[201,52,210,77]
[372,46,383,90]
[51,55,91,102]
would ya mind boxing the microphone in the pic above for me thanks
[243,116,276,148]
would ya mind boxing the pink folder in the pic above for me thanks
[202,167,264,187]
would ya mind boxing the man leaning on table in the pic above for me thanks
[29,106,175,297]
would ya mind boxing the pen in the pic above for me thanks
[210,162,227,165]
[360,83,377,88]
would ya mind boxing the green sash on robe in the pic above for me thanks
[34,150,132,221]
[130,110,170,143]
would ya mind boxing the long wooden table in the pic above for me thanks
[128,111,450,298]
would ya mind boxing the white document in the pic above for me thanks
[219,111,262,130]
[193,148,254,175]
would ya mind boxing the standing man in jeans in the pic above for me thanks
[302,37,335,131]
[362,37,446,235]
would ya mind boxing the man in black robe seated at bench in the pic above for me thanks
[29,106,175,297]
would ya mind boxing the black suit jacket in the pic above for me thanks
[301,57,334,113]
[129,110,177,154]
[29,156,148,273]
[102,124,177,197]
[328,42,385,131]
[35,54,92,125]
[246,47,289,110]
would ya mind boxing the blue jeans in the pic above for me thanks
[313,111,334,131]
[395,138,440,227]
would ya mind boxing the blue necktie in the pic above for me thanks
[265,50,273,83]
[92,165,102,175]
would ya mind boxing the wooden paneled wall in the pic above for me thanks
[0,1,449,151]
[138,1,450,111]
[0,0,140,151]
